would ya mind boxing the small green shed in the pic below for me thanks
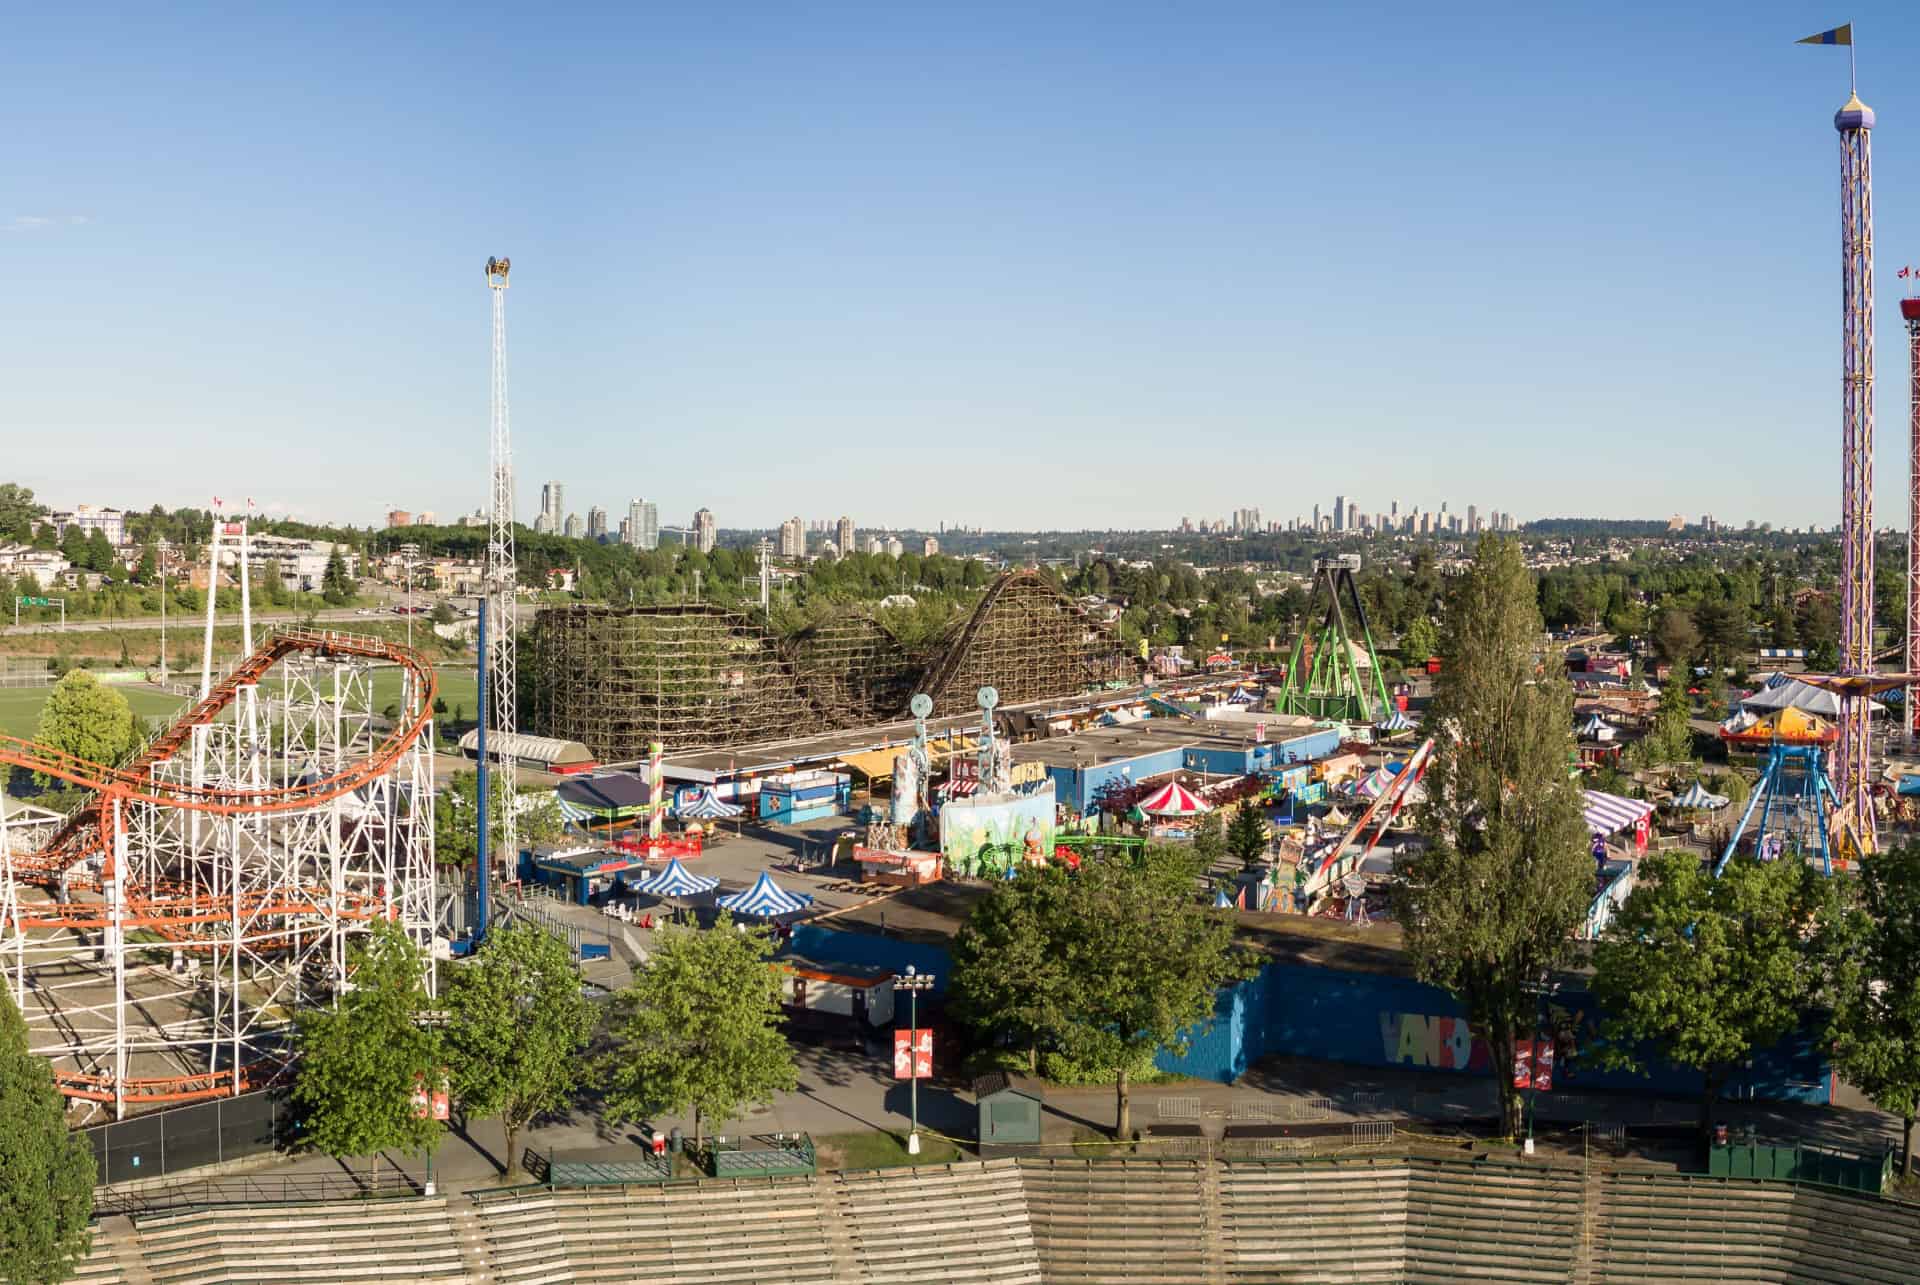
[975,1072,1046,1147]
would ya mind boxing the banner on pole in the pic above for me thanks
[893,1029,933,1079]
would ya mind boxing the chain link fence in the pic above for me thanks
[86,1091,287,1186]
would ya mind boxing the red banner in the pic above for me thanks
[1512,1038,1554,1091]
[892,1028,933,1080]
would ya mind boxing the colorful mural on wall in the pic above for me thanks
[940,784,1058,878]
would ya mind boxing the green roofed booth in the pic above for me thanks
[974,1072,1045,1147]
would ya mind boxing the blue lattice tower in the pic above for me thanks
[1835,92,1877,851]
[1717,744,1840,878]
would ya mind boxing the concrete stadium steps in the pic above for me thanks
[1402,1160,1583,1282]
[1592,1170,1920,1285]
[470,1177,839,1285]
[835,1159,1041,1285]
[62,1224,134,1285]
[1216,1160,1411,1282]
[1018,1158,1216,1284]
[132,1198,467,1285]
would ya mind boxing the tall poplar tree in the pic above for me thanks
[1392,534,1592,1137]
[0,993,95,1284]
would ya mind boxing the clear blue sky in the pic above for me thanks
[5,2,1917,532]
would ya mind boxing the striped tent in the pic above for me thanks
[1226,687,1256,706]
[1577,713,1610,739]
[676,788,743,820]
[1582,789,1654,837]
[716,872,814,918]
[1213,886,1234,908]
[1140,781,1211,817]
[1376,709,1416,733]
[1671,781,1729,811]
[633,857,719,898]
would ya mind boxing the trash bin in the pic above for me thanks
[668,1127,683,1154]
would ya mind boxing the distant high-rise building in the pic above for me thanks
[618,517,632,544]
[531,512,553,534]
[563,512,584,539]
[864,532,885,555]
[586,506,608,539]
[540,481,565,530]
[626,499,659,551]
[923,536,940,557]
[1667,514,1686,533]
[1311,503,1321,531]
[779,516,805,558]
[387,510,412,529]
[835,516,855,559]
[1467,504,1479,533]
[885,535,904,558]
[1333,496,1347,532]
[693,508,717,554]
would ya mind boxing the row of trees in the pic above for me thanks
[292,915,797,1183]
[1398,534,1920,1164]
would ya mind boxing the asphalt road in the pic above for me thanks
[0,606,381,637]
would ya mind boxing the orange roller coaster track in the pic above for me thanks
[0,627,440,1117]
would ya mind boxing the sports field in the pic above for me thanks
[0,666,477,743]
[0,685,191,741]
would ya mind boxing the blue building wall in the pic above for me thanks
[791,928,1830,1106]
[1155,962,1831,1105]
[788,926,955,998]
[1270,727,1340,764]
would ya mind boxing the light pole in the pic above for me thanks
[1522,973,1559,1156]
[894,965,936,1155]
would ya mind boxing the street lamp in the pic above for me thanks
[1522,973,1561,1156]
[893,965,936,1156]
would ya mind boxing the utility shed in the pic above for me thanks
[974,1072,1046,1147]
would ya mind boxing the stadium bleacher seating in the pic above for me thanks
[134,1197,467,1285]
[836,1158,1041,1284]
[1018,1157,1215,1283]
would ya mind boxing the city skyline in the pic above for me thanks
[12,6,1920,528]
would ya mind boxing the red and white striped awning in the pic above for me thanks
[1140,781,1211,817]
[944,778,978,798]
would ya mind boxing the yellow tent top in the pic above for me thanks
[840,735,978,780]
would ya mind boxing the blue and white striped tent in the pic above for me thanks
[633,857,719,898]
[676,788,743,820]
[1376,709,1416,733]
[1213,886,1233,908]
[1226,687,1255,706]
[716,872,814,918]
[1670,782,1729,811]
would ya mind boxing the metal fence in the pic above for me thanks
[87,1091,288,1186]
[94,1171,418,1218]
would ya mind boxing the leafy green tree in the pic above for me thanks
[1226,804,1268,871]
[1653,606,1701,670]
[33,669,140,777]
[1401,615,1439,665]
[1392,534,1593,1137]
[434,770,566,866]
[1592,850,1829,1148]
[1190,810,1226,869]
[290,921,442,1183]
[1050,847,1256,1139]
[430,600,456,626]
[1826,843,1920,1176]
[445,924,594,1177]
[321,548,354,605]
[0,482,40,542]
[950,864,1073,1073]
[602,913,797,1146]
[132,544,157,586]
[82,529,113,574]
[0,992,94,1285]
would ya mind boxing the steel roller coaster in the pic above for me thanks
[0,624,438,1121]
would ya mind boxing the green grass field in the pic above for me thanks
[0,685,191,740]
[0,666,476,742]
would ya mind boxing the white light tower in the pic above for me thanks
[484,257,519,871]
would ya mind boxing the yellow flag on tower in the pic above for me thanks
[1797,24,1852,46]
